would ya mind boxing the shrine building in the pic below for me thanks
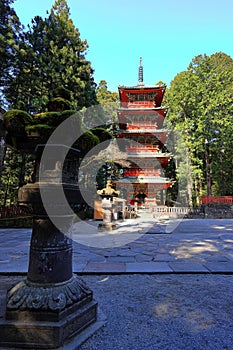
[116,57,173,206]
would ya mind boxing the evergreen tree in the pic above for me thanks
[96,80,118,104]
[0,0,22,107]
[166,52,233,202]
[95,80,119,135]
[0,115,6,178]
[3,0,97,112]
[0,148,34,206]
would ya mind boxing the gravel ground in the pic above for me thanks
[79,274,233,350]
[1,274,233,350]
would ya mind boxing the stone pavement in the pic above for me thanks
[0,218,233,274]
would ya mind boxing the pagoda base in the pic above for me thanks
[98,222,117,231]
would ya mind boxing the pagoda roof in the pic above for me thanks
[118,106,168,112]
[119,128,168,134]
[117,176,172,184]
[118,84,166,90]
[127,152,171,158]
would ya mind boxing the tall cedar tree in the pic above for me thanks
[3,0,97,113]
[166,52,233,201]
[0,0,22,106]
[0,0,23,179]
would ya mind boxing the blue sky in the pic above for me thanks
[14,0,233,91]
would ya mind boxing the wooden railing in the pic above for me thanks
[125,146,159,153]
[126,124,158,130]
[201,196,233,205]
[152,205,233,219]
[153,206,191,215]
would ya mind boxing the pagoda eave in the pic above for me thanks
[118,106,168,112]
[119,128,168,134]
[118,131,169,145]
[118,84,166,90]
[127,152,171,158]
[118,177,172,183]
[117,178,173,190]
[119,129,168,134]
[118,84,166,107]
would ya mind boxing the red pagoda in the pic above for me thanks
[116,57,173,207]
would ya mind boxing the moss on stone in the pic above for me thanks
[32,110,78,128]
[26,124,54,137]
[3,110,32,137]
[47,97,72,112]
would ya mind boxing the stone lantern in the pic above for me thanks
[97,180,120,230]
[0,109,103,348]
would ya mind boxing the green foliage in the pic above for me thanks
[47,97,72,112]
[4,104,79,139]
[0,148,34,206]
[3,0,97,112]
[166,52,233,202]
[0,216,32,228]
[0,0,22,106]
[33,109,77,125]
[47,86,73,111]
[3,109,57,148]
[3,109,84,154]
[26,124,54,138]
[96,80,118,104]
[77,130,99,155]
[53,86,71,100]
[91,127,112,142]
[155,81,166,86]
[1,95,82,206]
[3,109,32,139]
[95,80,119,133]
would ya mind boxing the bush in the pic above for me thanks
[77,130,99,154]
[0,216,32,228]
[91,127,112,142]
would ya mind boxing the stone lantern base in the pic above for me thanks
[98,222,117,231]
[0,285,99,349]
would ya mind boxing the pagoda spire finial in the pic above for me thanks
[138,56,144,86]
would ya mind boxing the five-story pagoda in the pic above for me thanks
[117,58,173,207]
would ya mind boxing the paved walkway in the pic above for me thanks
[0,218,233,274]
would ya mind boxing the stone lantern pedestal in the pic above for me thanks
[98,197,117,231]
[97,180,119,231]
[0,146,103,349]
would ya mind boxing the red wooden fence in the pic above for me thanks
[0,205,32,219]
[201,196,233,205]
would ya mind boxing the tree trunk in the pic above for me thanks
[205,143,211,196]
[0,137,6,178]
[0,116,6,179]
[194,175,200,206]
[18,153,26,187]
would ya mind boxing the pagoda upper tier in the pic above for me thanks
[118,107,168,131]
[118,84,166,109]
